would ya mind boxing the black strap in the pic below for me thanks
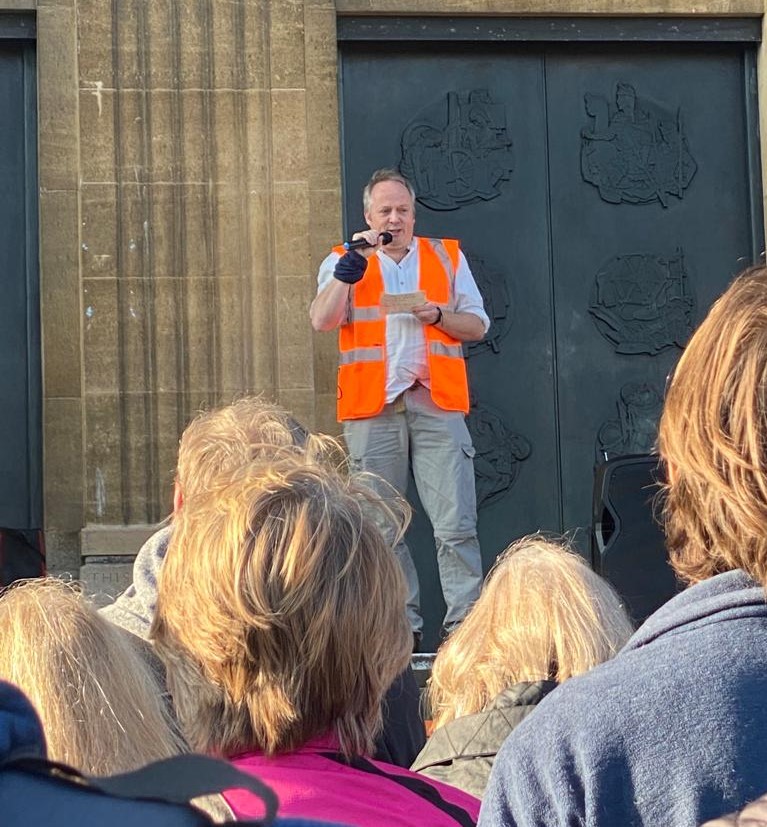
[319,752,475,827]
[4,754,279,826]
[91,754,278,816]
[1,756,87,784]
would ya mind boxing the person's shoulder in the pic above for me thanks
[411,717,470,769]
[374,758,480,813]
[422,236,460,246]
[139,523,174,554]
[498,658,629,755]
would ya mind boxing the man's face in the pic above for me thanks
[364,180,416,253]
[617,92,634,114]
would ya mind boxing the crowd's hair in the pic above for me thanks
[0,577,186,775]
[175,396,340,500]
[658,265,767,585]
[362,168,416,215]
[427,535,634,730]
[152,456,412,760]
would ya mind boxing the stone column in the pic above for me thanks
[72,0,339,589]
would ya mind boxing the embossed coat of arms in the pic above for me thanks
[581,83,697,208]
[400,89,514,210]
[589,248,694,355]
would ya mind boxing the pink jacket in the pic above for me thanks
[223,733,480,826]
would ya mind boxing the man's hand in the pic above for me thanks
[411,303,486,342]
[412,303,442,326]
[349,229,385,259]
[333,251,367,285]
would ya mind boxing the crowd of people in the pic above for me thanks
[3,180,767,825]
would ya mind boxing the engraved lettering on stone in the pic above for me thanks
[597,382,663,462]
[581,83,696,207]
[463,253,512,358]
[589,248,693,355]
[400,90,514,211]
[467,397,531,507]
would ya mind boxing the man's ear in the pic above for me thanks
[364,211,374,230]
[173,480,184,515]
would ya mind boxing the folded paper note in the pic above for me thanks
[380,291,426,314]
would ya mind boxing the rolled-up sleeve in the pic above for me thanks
[455,251,491,334]
[316,251,342,294]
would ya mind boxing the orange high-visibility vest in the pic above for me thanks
[334,237,470,421]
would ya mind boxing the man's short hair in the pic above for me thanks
[362,168,416,215]
[175,397,309,500]
[152,456,411,760]
[659,265,767,585]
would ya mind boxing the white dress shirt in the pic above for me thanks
[316,239,490,403]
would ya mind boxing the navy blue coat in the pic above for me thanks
[481,570,767,827]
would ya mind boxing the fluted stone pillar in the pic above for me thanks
[74,0,339,542]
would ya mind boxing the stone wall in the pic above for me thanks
[31,0,341,580]
[15,0,767,579]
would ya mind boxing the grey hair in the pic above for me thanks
[362,168,416,215]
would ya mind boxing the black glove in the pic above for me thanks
[333,250,367,284]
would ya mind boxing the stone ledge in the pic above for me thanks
[80,523,163,557]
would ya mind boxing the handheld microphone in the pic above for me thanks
[343,231,393,251]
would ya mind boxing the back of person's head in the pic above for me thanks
[659,265,767,585]
[152,455,412,760]
[175,396,336,501]
[0,577,185,775]
[427,535,634,729]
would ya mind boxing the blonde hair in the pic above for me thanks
[427,535,633,729]
[0,577,185,775]
[659,265,767,585]
[153,456,412,760]
[175,396,337,500]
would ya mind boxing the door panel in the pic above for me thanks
[0,41,40,529]
[339,38,762,644]
[341,46,560,635]
[546,44,759,539]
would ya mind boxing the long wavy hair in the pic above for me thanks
[427,535,633,729]
[659,265,767,585]
[153,456,412,760]
[0,577,185,775]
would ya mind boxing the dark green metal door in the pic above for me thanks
[339,21,763,644]
[0,32,40,530]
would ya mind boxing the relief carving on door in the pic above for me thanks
[467,397,531,507]
[399,89,514,210]
[589,248,694,355]
[596,382,664,463]
[463,252,512,357]
[581,83,697,207]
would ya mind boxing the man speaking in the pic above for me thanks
[310,168,489,649]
